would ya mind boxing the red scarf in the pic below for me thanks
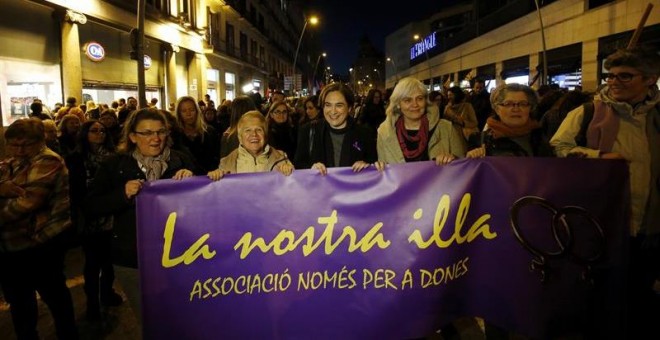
[486,116,540,139]
[396,115,429,159]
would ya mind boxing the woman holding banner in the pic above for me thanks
[466,83,553,158]
[207,110,293,180]
[377,77,466,165]
[87,108,197,325]
[294,83,378,175]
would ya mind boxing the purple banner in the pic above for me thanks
[136,158,630,339]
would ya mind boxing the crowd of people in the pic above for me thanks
[0,46,658,339]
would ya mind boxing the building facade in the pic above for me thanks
[0,0,320,127]
[385,0,660,92]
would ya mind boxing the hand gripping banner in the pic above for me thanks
[136,158,630,339]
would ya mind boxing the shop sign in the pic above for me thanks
[144,55,152,70]
[410,32,437,61]
[85,41,105,62]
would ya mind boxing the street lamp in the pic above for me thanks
[386,57,399,82]
[313,52,326,90]
[292,15,319,93]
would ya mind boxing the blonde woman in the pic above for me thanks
[208,111,293,180]
[175,96,221,172]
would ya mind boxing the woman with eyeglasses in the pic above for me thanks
[266,100,297,158]
[65,120,121,320]
[466,83,553,158]
[550,47,660,339]
[87,109,197,326]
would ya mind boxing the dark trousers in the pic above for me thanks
[82,230,116,309]
[628,234,660,338]
[0,234,78,340]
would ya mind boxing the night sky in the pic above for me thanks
[309,0,460,75]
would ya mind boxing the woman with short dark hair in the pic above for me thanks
[87,109,197,325]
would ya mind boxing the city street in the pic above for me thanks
[0,247,141,340]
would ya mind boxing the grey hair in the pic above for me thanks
[386,77,429,117]
[604,46,660,77]
[490,83,538,112]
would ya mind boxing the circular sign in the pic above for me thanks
[85,41,105,62]
[144,55,152,70]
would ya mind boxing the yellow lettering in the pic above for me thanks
[233,210,390,259]
[161,212,217,268]
[408,194,497,249]
[189,280,202,301]
[401,269,413,289]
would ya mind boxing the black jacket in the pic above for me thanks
[294,117,377,169]
[86,150,197,268]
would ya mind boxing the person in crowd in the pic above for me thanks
[465,82,552,339]
[263,90,286,115]
[29,101,52,120]
[536,86,564,120]
[294,83,377,175]
[65,96,77,109]
[203,106,221,134]
[87,109,197,326]
[54,106,71,123]
[216,100,232,135]
[43,119,61,155]
[299,95,322,126]
[99,109,122,146]
[221,96,257,157]
[68,106,86,123]
[0,118,78,340]
[377,77,466,165]
[539,90,592,141]
[466,83,553,158]
[469,78,492,130]
[149,97,158,109]
[65,120,122,321]
[444,85,479,144]
[208,111,293,180]
[175,96,221,172]
[550,47,660,338]
[358,88,386,135]
[248,90,264,111]
[117,97,137,126]
[58,113,82,158]
[86,100,100,120]
[428,90,447,120]
[266,100,297,158]
[203,94,215,110]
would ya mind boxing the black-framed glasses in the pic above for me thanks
[272,110,288,115]
[603,72,641,83]
[498,101,531,109]
[133,130,169,138]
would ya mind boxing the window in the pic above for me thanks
[240,32,248,60]
[250,39,258,64]
[225,72,236,101]
[226,24,235,56]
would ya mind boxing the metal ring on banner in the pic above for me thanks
[510,196,604,284]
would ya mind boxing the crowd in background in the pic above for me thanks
[0,46,658,339]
